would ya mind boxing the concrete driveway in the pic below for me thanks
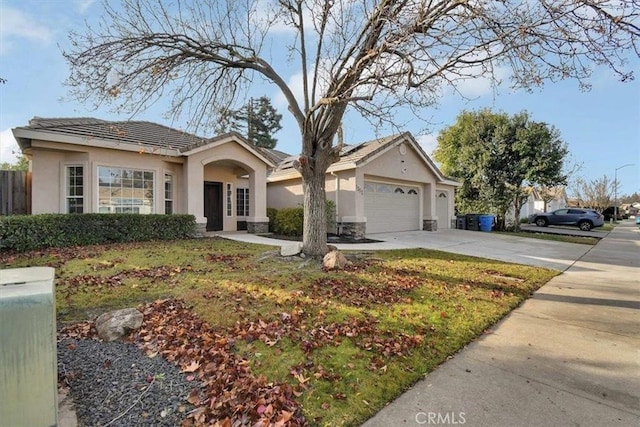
[520,223,610,238]
[224,228,593,271]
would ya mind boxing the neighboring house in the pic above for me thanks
[12,118,459,239]
[268,132,460,238]
[518,186,567,219]
[12,117,276,234]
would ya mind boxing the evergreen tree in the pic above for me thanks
[222,97,282,149]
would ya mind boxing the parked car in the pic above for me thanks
[528,208,604,231]
[601,207,625,221]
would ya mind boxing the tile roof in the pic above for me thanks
[16,117,292,165]
[18,117,207,151]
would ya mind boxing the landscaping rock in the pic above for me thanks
[95,308,143,342]
[280,242,303,257]
[323,250,349,270]
[327,244,338,253]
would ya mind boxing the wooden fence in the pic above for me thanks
[0,171,31,215]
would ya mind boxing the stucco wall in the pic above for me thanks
[267,169,358,224]
[267,178,304,210]
[29,140,184,215]
[360,142,437,184]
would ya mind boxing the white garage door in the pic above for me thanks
[436,191,450,229]
[364,182,420,233]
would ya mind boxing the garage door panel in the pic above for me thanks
[364,182,420,233]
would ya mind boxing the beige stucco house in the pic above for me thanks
[268,132,460,237]
[12,117,280,234]
[12,118,459,238]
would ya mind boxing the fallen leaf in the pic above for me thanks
[182,361,200,373]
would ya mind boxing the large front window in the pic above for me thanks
[66,166,84,213]
[237,187,249,217]
[98,167,154,214]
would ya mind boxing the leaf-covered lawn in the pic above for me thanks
[1,238,558,426]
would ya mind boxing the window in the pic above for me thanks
[66,166,84,213]
[164,173,174,214]
[394,187,405,194]
[226,183,233,216]
[98,167,154,214]
[408,189,418,195]
[237,188,250,217]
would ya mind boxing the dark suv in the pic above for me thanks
[528,208,604,231]
[601,207,625,221]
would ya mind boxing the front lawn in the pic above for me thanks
[1,238,558,426]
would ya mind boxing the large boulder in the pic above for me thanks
[323,250,349,270]
[95,308,144,342]
[280,242,303,257]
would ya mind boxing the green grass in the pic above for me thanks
[0,238,559,426]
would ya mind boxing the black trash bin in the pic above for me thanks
[456,215,466,230]
[466,214,480,231]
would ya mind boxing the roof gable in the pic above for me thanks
[269,132,458,185]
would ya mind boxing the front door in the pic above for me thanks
[204,181,223,231]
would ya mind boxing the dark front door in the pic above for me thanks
[204,182,223,231]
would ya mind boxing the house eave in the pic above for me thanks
[11,128,183,157]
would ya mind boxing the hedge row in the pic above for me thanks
[0,214,197,252]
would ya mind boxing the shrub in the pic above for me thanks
[273,207,304,236]
[0,214,196,252]
[266,208,278,232]
[272,200,337,237]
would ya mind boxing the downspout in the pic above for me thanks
[330,171,340,235]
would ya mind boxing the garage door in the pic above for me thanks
[436,191,450,229]
[364,182,420,233]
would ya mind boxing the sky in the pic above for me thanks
[1,0,639,197]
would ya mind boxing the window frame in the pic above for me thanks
[236,187,250,217]
[226,183,233,217]
[164,173,174,215]
[65,165,84,214]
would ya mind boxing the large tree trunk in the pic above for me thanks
[296,131,340,257]
[302,173,327,256]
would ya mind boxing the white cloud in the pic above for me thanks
[0,128,21,164]
[273,68,317,111]
[0,5,53,55]
[416,134,438,157]
[75,0,96,14]
[445,65,512,99]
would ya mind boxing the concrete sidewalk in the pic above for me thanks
[362,221,640,426]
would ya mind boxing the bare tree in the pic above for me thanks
[64,0,639,255]
[571,175,615,211]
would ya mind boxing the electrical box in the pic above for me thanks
[0,267,57,427]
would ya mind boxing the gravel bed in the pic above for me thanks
[58,338,195,427]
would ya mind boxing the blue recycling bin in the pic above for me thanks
[478,215,494,232]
